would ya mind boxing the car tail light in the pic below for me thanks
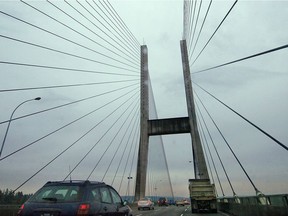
[17,204,24,215]
[77,203,90,215]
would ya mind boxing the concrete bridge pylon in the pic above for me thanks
[134,40,209,201]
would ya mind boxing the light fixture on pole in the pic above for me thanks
[0,97,41,158]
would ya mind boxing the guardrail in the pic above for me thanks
[218,194,288,216]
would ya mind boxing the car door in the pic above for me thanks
[109,187,128,216]
[99,187,115,216]
[89,187,104,215]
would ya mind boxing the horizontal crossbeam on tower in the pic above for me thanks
[148,117,190,136]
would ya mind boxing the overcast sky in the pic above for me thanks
[0,0,287,198]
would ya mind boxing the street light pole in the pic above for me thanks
[154,180,162,201]
[127,176,133,202]
[0,97,41,158]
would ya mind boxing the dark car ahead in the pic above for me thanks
[17,180,132,216]
[157,197,168,206]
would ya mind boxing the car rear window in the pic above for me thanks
[30,185,82,202]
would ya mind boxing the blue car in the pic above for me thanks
[168,199,176,205]
[17,180,132,216]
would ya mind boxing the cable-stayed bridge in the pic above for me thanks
[0,1,287,215]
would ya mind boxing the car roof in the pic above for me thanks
[43,180,106,187]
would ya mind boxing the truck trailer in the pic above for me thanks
[188,179,217,213]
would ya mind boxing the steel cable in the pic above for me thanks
[189,0,203,55]
[0,9,138,70]
[76,0,139,60]
[188,0,197,52]
[193,44,288,74]
[193,82,288,151]
[100,102,139,182]
[198,115,217,190]
[191,0,238,66]
[87,98,139,180]
[88,0,140,56]
[193,86,263,193]
[111,117,140,186]
[1,86,139,162]
[46,0,139,67]
[0,61,139,77]
[13,88,139,192]
[0,34,139,73]
[0,83,138,125]
[0,79,139,93]
[190,0,212,60]
[105,0,140,48]
[196,100,226,196]
[195,96,236,196]
[127,120,140,193]
[64,0,139,64]
[117,120,138,193]
[63,90,140,180]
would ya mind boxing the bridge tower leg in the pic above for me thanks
[180,40,209,179]
[135,45,149,201]
[134,41,210,201]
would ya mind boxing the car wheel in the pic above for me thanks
[138,207,140,210]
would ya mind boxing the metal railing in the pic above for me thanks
[218,194,288,216]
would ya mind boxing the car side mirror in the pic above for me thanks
[123,200,128,205]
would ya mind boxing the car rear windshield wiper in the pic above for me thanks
[42,197,58,202]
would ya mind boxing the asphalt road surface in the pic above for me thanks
[131,205,229,216]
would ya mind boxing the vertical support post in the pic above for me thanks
[135,45,149,201]
[180,40,209,179]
